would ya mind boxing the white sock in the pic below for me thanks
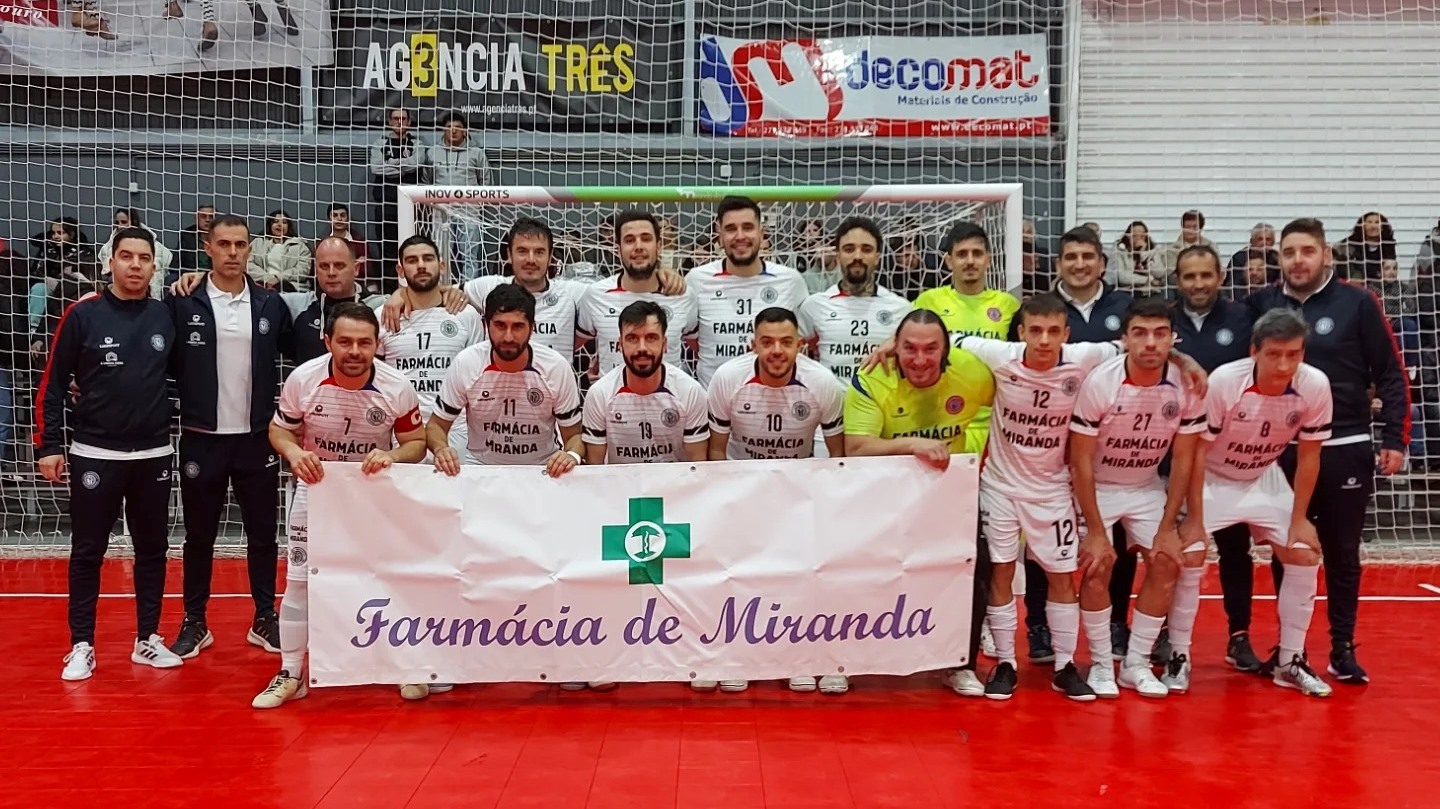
[1168,568,1203,660]
[1081,606,1113,666]
[1046,601,1080,669]
[1125,611,1165,669]
[279,578,308,675]
[1277,563,1318,662]
[1012,562,1027,598]
[985,600,1019,667]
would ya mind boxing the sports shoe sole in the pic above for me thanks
[983,689,1014,701]
[1273,677,1331,698]
[247,628,281,654]
[61,666,95,682]
[175,631,215,660]
[788,681,818,693]
[1325,664,1369,684]
[1224,654,1261,673]
[718,683,750,693]
[1051,683,1098,702]
[132,650,183,669]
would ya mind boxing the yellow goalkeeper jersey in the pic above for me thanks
[912,285,1019,452]
[844,347,995,453]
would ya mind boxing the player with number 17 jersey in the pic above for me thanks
[434,341,582,465]
[798,285,912,381]
[378,307,484,419]
[686,259,808,386]
[707,353,846,460]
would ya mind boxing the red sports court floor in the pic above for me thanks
[2,560,1439,809]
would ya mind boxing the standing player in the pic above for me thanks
[39,228,180,680]
[797,216,911,381]
[1246,217,1408,683]
[377,235,484,461]
[687,197,809,386]
[845,309,995,698]
[253,303,427,708]
[577,210,699,374]
[1069,297,1206,699]
[582,301,708,465]
[459,218,588,362]
[1188,309,1334,697]
[705,307,846,695]
[958,294,1121,701]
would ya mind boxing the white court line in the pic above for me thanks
[0,593,1438,602]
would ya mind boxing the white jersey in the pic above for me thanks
[575,275,699,374]
[273,356,424,461]
[1204,358,1333,482]
[707,353,846,460]
[1070,354,1207,487]
[582,363,709,463]
[435,341,582,465]
[377,306,484,420]
[961,337,1122,500]
[798,285,913,381]
[462,275,584,362]
[685,259,809,386]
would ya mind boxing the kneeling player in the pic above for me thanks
[254,304,427,709]
[583,301,709,465]
[1189,309,1334,697]
[1070,298,1206,699]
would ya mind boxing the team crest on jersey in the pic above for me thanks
[81,471,100,490]
[543,292,559,307]
[1162,401,1180,420]
[1315,317,1335,335]
[1062,377,1080,396]
[876,309,894,326]
[365,406,386,426]
[289,545,308,567]
[526,388,545,407]
[151,334,166,351]
[1104,315,1121,333]
[1216,328,1234,346]
[183,462,201,479]
[986,307,1002,322]
[792,401,812,420]
[1285,410,1301,428]
[661,305,674,321]
[661,408,680,428]
[441,320,459,337]
[258,318,271,335]
[945,396,965,415]
[761,287,779,304]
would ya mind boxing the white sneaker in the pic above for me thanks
[945,668,985,697]
[1087,661,1119,699]
[718,679,749,693]
[788,676,817,693]
[62,642,95,681]
[428,683,454,694]
[399,683,429,700]
[980,625,998,660]
[1118,663,1170,698]
[587,681,617,692]
[1160,653,1191,694]
[131,634,182,669]
[818,675,849,695]
[252,670,307,709]
[1274,654,1332,698]
[559,682,588,691]
[690,680,718,692]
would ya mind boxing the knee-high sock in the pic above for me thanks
[1277,563,1318,662]
[1081,607,1112,666]
[1125,611,1165,669]
[279,579,308,674]
[985,600,1019,667]
[1046,601,1080,669]
[1168,567,1203,659]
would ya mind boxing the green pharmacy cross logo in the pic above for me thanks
[601,497,691,584]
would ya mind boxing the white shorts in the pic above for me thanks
[1203,464,1293,547]
[1096,481,1166,552]
[980,486,1079,574]
[285,483,309,583]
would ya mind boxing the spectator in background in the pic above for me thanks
[1112,220,1166,292]
[1159,209,1216,277]
[679,233,717,272]
[1226,223,1278,278]
[1336,211,1396,282]
[884,234,939,301]
[426,112,492,282]
[1368,259,1419,367]
[175,203,216,274]
[1412,219,1440,277]
[1239,250,1275,296]
[96,209,174,297]
[32,262,100,367]
[1082,221,1116,274]
[323,203,369,284]
[790,219,837,293]
[659,216,681,273]
[1019,218,1055,298]
[369,107,424,269]
[0,239,27,479]
[248,210,312,292]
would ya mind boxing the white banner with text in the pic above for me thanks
[306,456,978,686]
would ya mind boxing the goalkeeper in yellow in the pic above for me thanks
[911,222,1019,454]
[844,308,996,698]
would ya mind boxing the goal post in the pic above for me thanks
[396,183,1026,296]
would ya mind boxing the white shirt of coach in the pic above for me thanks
[207,277,254,434]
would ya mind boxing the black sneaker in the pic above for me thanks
[1225,632,1262,673]
[1257,645,1280,678]
[248,612,281,653]
[1110,622,1130,654]
[170,617,214,659]
[1027,626,1055,664]
[1051,662,1097,702]
[984,662,1017,700]
[1327,642,1369,684]
[1149,627,1171,667]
